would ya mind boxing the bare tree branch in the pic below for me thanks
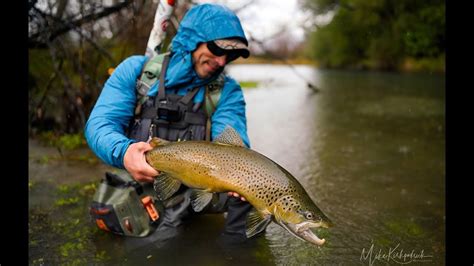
[29,0,133,46]
[56,0,69,19]
[72,27,117,66]
[31,59,63,123]
[47,38,87,132]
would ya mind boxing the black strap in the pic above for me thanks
[104,172,143,195]
[179,87,201,105]
[129,181,143,195]
[154,54,200,107]
[156,54,171,103]
[205,86,211,141]
[104,172,128,187]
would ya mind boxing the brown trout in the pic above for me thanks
[146,126,332,245]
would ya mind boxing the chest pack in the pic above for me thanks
[128,53,224,142]
[90,53,224,237]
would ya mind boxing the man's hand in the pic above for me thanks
[228,192,246,201]
[124,142,160,183]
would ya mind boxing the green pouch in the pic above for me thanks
[89,170,164,237]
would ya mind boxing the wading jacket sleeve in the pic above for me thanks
[84,55,250,169]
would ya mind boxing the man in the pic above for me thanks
[85,3,254,243]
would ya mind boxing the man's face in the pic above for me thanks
[192,42,228,79]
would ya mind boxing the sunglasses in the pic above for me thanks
[206,41,241,62]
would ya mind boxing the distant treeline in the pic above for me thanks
[302,0,445,72]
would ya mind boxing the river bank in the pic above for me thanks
[233,55,445,74]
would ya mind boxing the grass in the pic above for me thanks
[37,131,87,151]
[240,81,259,89]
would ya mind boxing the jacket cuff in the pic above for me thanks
[113,139,137,169]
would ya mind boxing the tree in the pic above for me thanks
[28,0,174,135]
[300,0,445,70]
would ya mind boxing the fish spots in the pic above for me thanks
[277,195,303,212]
[149,141,317,219]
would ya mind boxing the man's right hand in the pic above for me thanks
[124,142,160,183]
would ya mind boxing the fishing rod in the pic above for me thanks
[107,0,176,76]
[247,32,321,93]
[145,0,176,57]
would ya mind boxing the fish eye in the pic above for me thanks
[305,211,314,220]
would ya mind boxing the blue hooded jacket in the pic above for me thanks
[84,3,250,168]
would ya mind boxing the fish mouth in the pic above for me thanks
[279,221,328,246]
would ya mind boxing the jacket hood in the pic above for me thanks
[163,3,248,90]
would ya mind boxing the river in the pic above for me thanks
[29,64,445,265]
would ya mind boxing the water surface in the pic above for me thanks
[29,64,445,265]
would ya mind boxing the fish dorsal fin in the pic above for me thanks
[149,137,170,148]
[213,126,246,147]
[153,173,181,201]
[246,208,272,238]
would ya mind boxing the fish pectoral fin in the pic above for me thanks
[149,137,170,148]
[153,173,182,201]
[213,126,246,147]
[189,189,214,212]
[245,208,272,238]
